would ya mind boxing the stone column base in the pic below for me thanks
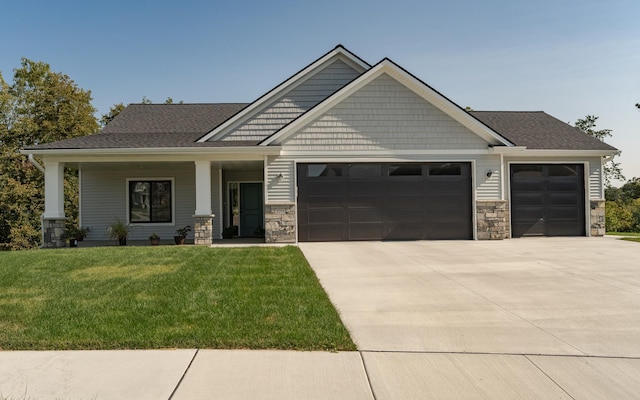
[476,200,509,240]
[42,217,67,248]
[265,204,296,243]
[590,200,606,236]
[193,214,214,245]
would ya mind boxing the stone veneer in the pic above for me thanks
[42,217,67,248]
[193,215,214,245]
[476,200,509,240]
[265,204,296,243]
[590,200,606,236]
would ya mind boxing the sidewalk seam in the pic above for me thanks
[168,349,199,400]
[358,351,378,400]
[524,355,576,400]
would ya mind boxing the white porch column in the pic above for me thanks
[193,160,214,245]
[43,160,65,219]
[41,160,66,248]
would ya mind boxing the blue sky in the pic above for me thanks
[2,0,639,184]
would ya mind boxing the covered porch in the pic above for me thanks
[33,146,287,248]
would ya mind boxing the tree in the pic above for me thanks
[574,115,624,187]
[0,58,99,250]
[99,102,125,127]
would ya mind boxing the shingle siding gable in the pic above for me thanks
[221,59,361,142]
[282,74,489,151]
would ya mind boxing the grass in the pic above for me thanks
[0,246,355,351]
[606,232,640,243]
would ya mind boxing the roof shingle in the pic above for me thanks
[470,111,617,151]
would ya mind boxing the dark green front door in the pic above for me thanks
[240,183,263,236]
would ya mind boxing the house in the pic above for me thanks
[23,45,618,247]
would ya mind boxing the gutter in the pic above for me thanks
[28,154,45,174]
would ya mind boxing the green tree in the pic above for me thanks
[574,115,624,187]
[99,102,125,127]
[0,58,99,250]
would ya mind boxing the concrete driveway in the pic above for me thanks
[300,237,640,399]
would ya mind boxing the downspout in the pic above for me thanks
[28,154,46,174]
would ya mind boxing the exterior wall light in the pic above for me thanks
[486,170,493,178]
[277,173,284,181]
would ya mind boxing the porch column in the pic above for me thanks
[42,160,66,248]
[193,160,214,245]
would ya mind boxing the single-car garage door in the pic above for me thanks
[510,164,585,237]
[297,162,472,241]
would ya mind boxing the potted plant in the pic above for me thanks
[106,218,133,246]
[254,225,265,238]
[222,226,235,239]
[149,233,160,246]
[65,226,88,247]
[174,225,191,245]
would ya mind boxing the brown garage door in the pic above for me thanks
[297,163,473,241]
[510,164,585,237]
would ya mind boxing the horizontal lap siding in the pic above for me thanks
[222,59,360,142]
[587,157,603,199]
[475,155,502,200]
[266,157,295,203]
[80,163,196,241]
[282,74,489,151]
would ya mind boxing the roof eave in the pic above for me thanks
[21,146,282,157]
[490,147,618,157]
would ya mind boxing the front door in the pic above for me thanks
[240,183,263,237]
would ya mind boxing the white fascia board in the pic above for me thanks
[21,146,281,163]
[499,149,617,157]
[261,59,514,147]
[197,46,370,143]
[280,149,490,157]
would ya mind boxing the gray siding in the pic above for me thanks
[587,157,604,199]
[282,74,489,151]
[80,163,196,241]
[265,157,295,204]
[475,155,502,200]
[222,59,360,141]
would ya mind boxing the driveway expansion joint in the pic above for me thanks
[168,349,199,400]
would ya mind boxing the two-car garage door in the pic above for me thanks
[297,162,473,241]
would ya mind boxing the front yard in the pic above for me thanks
[0,246,355,351]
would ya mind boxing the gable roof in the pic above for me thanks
[197,45,370,142]
[470,111,618,151]
[260,58,514,147]
[26,103,251,150]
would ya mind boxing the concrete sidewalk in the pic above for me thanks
[3,349,640,399]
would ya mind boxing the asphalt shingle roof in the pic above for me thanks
[27,103,252,149]
[26,105,617,152]
[470,111,617,151]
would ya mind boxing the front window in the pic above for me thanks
[128,180,172,223]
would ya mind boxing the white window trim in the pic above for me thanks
[125,177,176,226]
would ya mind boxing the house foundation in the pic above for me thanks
[265,204,296,243]
[193,215,214,245]
[590,200,606,236]
[42,217,67,248]
[476,200,509,240]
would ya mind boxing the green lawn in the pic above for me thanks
[0,246,355,351]
[606,232,640,237]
